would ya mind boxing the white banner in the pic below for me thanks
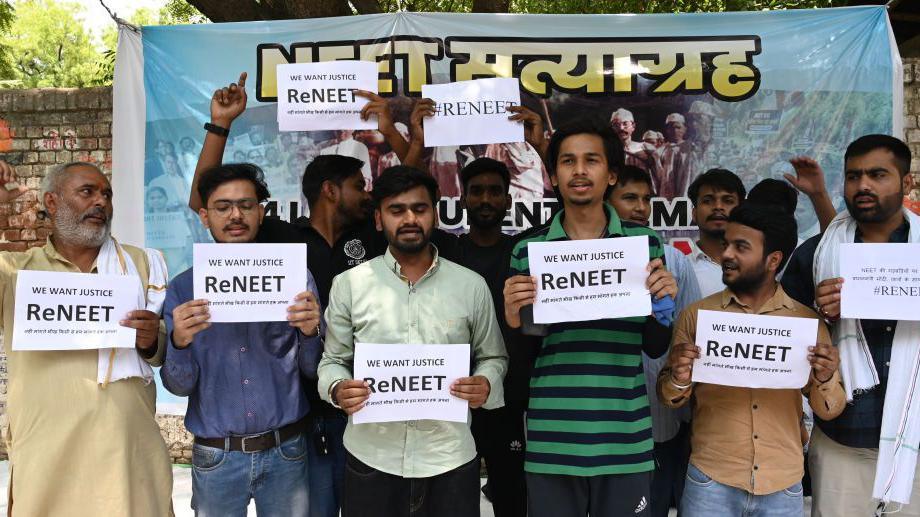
[692,310,817,389]
[12,270,139,351]
[353,342,470,424]
[840,243,920,321]
[528,236,651,324]
[421,78,523,147]
[276,61,378,131]
[193,243,307,322]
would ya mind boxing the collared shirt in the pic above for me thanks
[318,246,508,478]
[161,267,324,439]
[781,220,909,448]
[688,240,725,297]
[256,216,459,417]
[659,286,846,495]
[0,240,172,516]
[510,203,665,477]
[644,245,702,442]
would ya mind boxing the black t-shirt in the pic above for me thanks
[455,233,538,404]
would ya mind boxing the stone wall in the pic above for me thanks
[1,58,920,463]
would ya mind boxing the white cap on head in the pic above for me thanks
[688,101,717,118]
[642,130,658,141]
[610,108,634,123]
[665,113,685,125]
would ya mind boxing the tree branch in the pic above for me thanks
[472,0,509,12]
[351,0,383,14]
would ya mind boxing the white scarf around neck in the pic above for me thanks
[813,207,920,508]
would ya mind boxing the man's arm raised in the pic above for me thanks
[188,72,248,212]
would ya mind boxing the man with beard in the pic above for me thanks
[607,165,702,517]
[318,166,508,517]
[0,160,173,515]
[687,168,746,296]
[163,163,323,516]
[659,202,844,517]
[504,120,677,517]
[781,135,920,515]
[188,72,459,517]
[455,157,530,517]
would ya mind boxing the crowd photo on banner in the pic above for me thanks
[2,4,920,517]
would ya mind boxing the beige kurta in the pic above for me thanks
[0,240,173,516]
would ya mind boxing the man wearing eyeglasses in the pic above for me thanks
[161,163,324,516]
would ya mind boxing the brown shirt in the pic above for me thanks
[658,285,846,495]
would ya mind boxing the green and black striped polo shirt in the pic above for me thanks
[510,203,664,477]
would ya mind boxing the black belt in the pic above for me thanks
[194,416,307,453]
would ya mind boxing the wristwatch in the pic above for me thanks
[204,122,230,137]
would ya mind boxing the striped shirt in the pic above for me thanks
[510,203,664,476]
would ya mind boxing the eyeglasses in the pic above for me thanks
[207,198,259,216]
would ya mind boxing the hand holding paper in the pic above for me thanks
[450,375,491,408]
[646,258,677,301]
[120,309,160,352]
[667,342,700,385]
[170,299,211,349]
[287,291,321,336]
[355,90,395,131]
[815,277,843,321]
[808,341,839,383]
[333,379,371,415]
[503,274,537,329]
[507,105,546,156]
[409,98,436,145]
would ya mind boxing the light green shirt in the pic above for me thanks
[318,246,508,478]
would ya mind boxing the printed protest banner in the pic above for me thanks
[13,270,139,351]
[276,60,379,131]
[528,236,650,324]
[193,243,307,322]
[692,310,817,389]
[115,6,901,413]
[840,243,920,321]
[421,78,523,147]
[353,342,470,424]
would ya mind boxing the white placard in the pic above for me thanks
[421,78,523,147]
[193,243,307,322]
[352,343,470,424]
[528,236,651,324]
[840,243,920,321]
[276,61,378,131]
[144,212,190,249]
[12,270,139,351]
[692,310,817,389]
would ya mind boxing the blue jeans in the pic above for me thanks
[191,432,310,517]
[681,463,804,517]
[307,413,347,517]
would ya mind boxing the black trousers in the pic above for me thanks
[471,402,527,517]
[650,422,691,517]
[527,470,652,517]
[342,453,480,517]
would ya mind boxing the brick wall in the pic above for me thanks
[0,86,193,462]
[1,59,919,463]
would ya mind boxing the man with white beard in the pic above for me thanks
[0,160,173,516]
